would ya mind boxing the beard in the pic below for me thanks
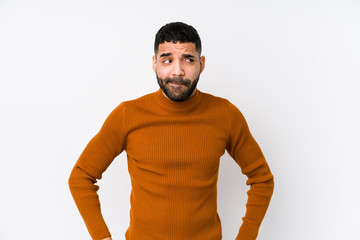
[156,74,200,102]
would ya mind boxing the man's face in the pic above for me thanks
[153,42,205,102]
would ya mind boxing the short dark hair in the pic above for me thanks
[154,22,202,56]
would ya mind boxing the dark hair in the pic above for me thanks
[154,22,202,56]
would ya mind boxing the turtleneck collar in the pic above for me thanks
[153,88,203,114]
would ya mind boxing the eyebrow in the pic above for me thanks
[182,54,195,58]
[159,53,196,58]
[159,53,172,58]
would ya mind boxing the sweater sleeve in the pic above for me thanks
[68,102,127,240]
[225,101,274,240]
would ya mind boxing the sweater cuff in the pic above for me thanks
[85,217,111,240]
[235,221,260,240]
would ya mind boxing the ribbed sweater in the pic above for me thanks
[69,89,274,240]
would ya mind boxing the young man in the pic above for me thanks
[69,22,274,240]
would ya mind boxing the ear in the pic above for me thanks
[152,55,157,73]
[199,55,205,74]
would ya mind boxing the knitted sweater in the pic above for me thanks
[68,89,274,240]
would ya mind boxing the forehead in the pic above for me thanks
[157,42,198,57]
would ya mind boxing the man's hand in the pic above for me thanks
[101,238,112,240]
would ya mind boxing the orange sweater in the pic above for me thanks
[69,89,274,240]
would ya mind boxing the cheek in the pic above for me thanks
[187,66,201,78]
[156,66,171,78]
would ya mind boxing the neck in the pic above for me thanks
[154,88,202,114]
[161,88,198,102]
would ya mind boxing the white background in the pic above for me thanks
[1,0,359,239]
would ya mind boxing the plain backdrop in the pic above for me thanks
[1,0,359,239]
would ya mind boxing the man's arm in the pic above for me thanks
[225,101,274,240]
[69,103,127,240]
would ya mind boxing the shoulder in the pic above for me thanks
[200,91,246,121]
[112,91,157,108]
[109,91,158,116]
[200,91,238,110]
[200,91,229,105]
[122,91,155,106]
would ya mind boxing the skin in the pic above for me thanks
[100,42,204,240]
[153,42,205,101]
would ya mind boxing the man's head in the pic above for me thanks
[153,22,205,102]
[154,22,202,56]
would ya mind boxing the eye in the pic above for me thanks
[185,58,194,63]
[163,59,172,64]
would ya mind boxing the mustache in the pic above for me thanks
[164,77,191,86]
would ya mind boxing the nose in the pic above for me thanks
[172,60,185,77]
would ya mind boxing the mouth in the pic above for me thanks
[168,82,187,90]
[169,82,184,86]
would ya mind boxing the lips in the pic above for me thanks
[169,82,184,86]
[165,77,189,86]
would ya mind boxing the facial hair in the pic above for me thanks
[156,74,200,102]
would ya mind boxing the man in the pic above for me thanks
[69,22,274,240]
